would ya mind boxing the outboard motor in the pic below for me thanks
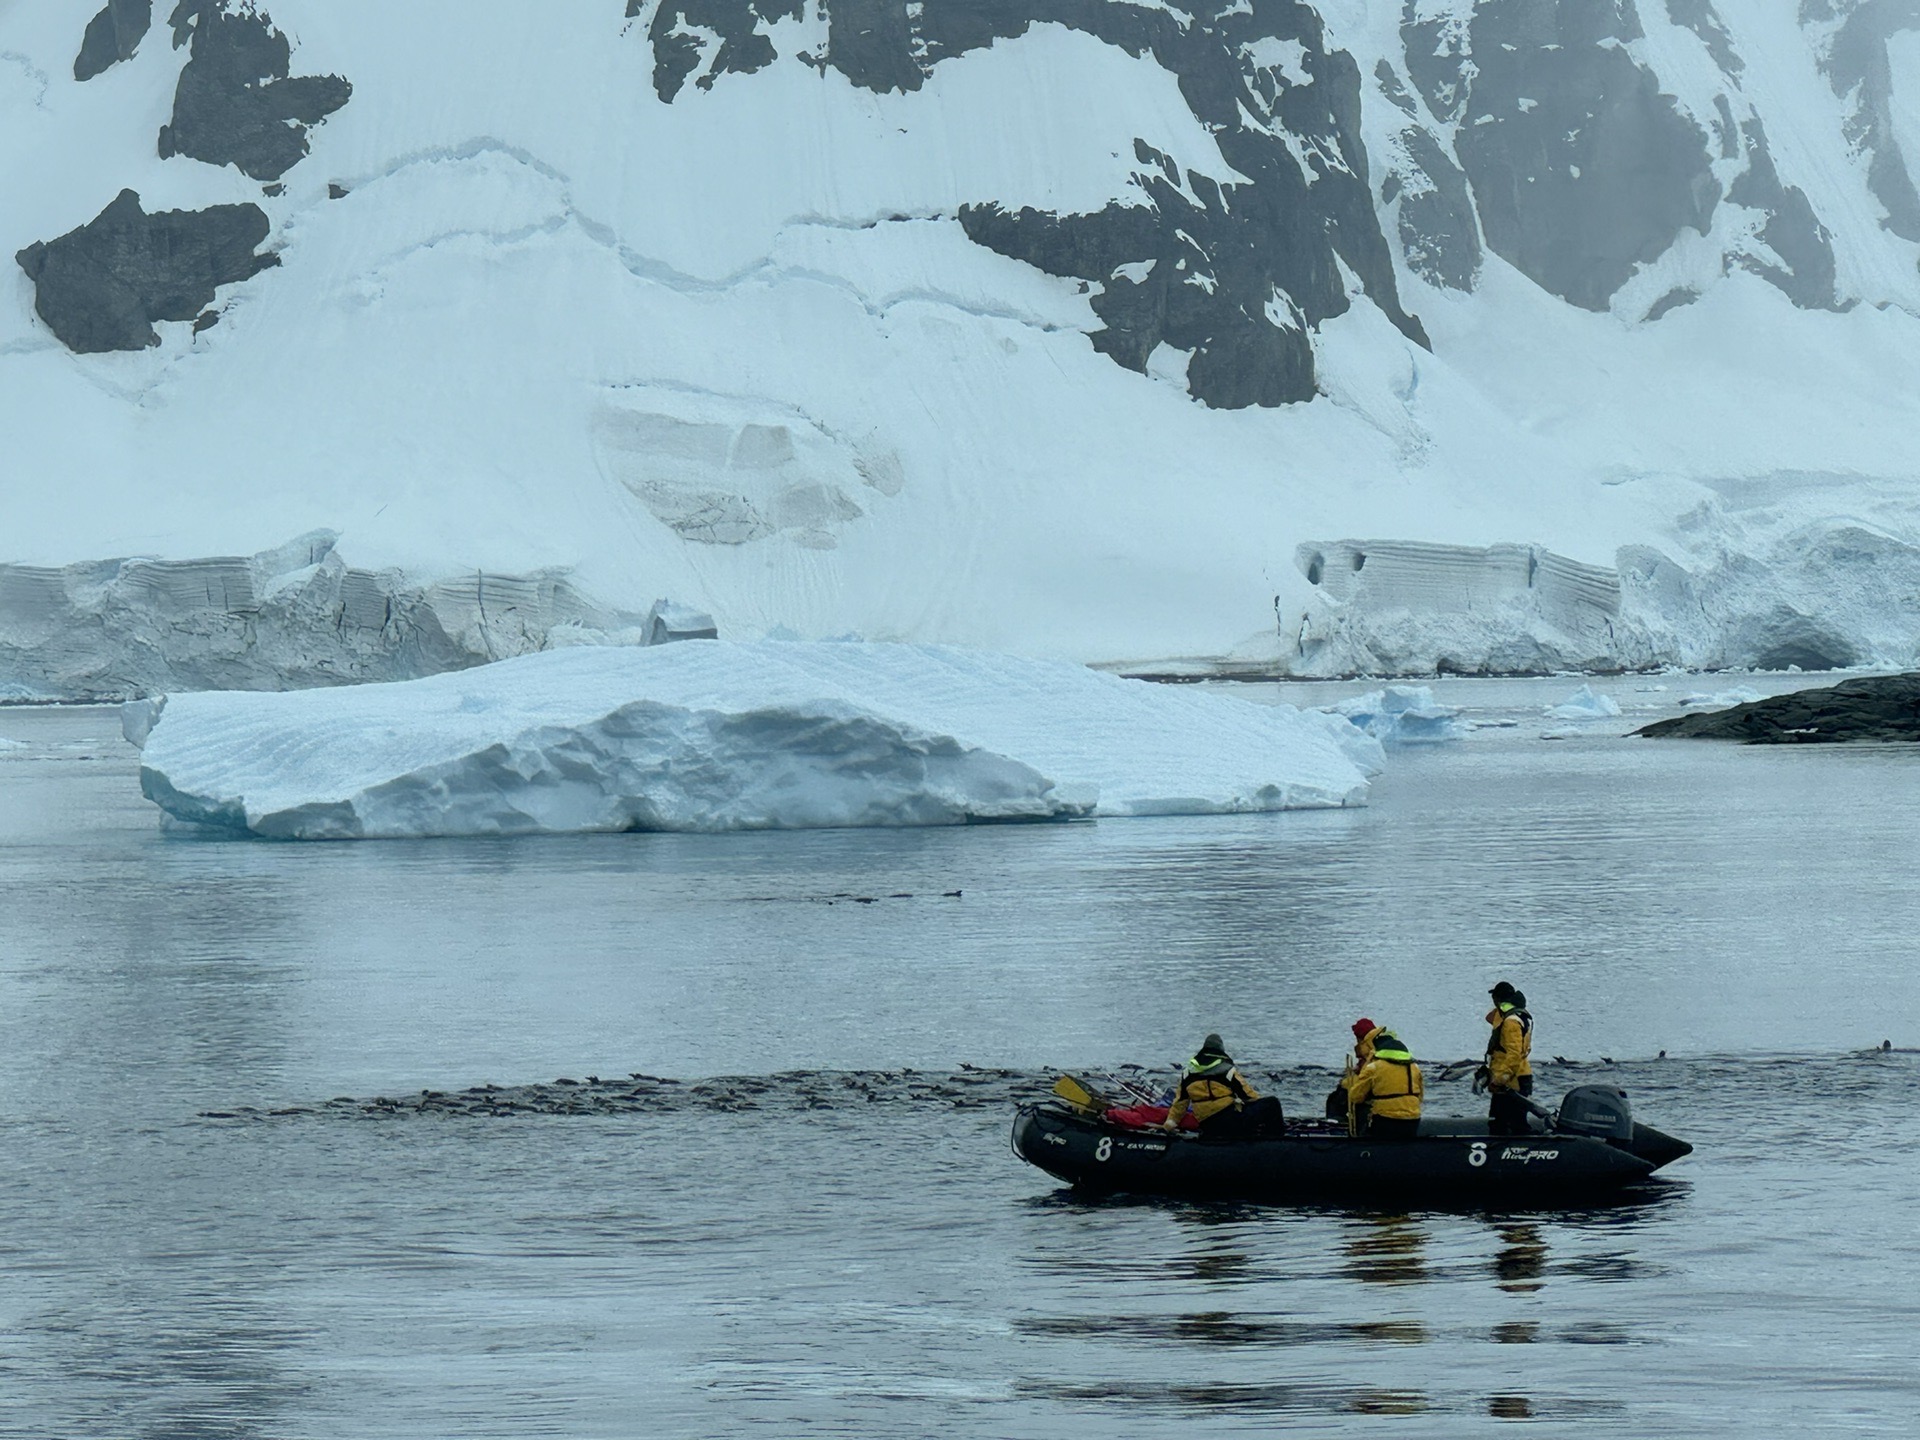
[1555,1085,1634,1141]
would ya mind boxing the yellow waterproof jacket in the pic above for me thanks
[1166,1060,1258,1127]
[1485,1005,1533,1089]
[1347,1027,1422,1128]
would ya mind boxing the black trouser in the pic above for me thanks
[1489,1075,1534,1135]
[1362,1115,1420,1140]
[1203,1095,1285,1139]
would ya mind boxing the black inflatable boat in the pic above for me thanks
[1012,1082,1692,1204]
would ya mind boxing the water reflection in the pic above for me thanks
[1493,1221,1549,1293]
[1014,1312,1430,1348]
[1015,1377,1433,1418]
[1341,1214,1430,1287]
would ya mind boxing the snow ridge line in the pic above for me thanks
[296,139,1082,336]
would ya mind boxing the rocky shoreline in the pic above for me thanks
[1635,674,1920,743]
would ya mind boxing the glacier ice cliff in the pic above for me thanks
[0,532,660,701]
[130,641,1382,838]
[5,1,1920,684]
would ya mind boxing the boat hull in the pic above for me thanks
[1012,1104,1690,1205]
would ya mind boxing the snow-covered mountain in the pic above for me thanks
[5,0,1920,696]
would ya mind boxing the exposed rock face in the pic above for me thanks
[0,533,651,702]
[13,188,276,353]
[1635,674,1920,742]
[1818,0,1920,242]
[158,0,351,180]
[645,0,1428,408]
[1665,0,1742,75]
[1374,60,1483,291]
[73,0,152,81]
[1724,119,1838,310]
[1403,0,1719,312]
[1384,0,1840,314]
[638,0,800,100]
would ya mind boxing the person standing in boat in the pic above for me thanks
[1161,1034,1284,1139]
[1345,1023,1423,1139]
[1482,982,1534,1135]
[1326,1016,1379,1120]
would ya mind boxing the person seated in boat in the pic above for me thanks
[1161,1034,1284,1139]
[1344,1023,1423,1139]
[1479,981,1535,1135]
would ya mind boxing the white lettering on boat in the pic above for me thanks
[1499,1147,1562,1163]
[1095,1137,1113,1162]
[1468,1142,1488,1168]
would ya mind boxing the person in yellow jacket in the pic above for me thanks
[1162,1034,1284,1139]
[1345,1023,1423,1139]
[1481,981,1534,1135]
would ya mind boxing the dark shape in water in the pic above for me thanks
[1635,674,1920,743]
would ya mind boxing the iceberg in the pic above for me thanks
[131,642,1382,839]
[1545,684,1622,720]
[1679,686,1764,710]
[1326,686,1463,744]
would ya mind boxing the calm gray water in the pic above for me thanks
[2,675,1917,1437]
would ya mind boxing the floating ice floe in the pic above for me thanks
[1325,685,1463,744]
[1679,685,1764,710]
[131,642,1383,839]
[1545,683,1621,720]
[0,737,26,751]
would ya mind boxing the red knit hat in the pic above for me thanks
[1352,1018,1376,1042]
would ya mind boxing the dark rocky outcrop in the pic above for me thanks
[1666,0,1742,76]
[1726,120,1839,309]
[14,188,277,353]
[1405,0,1720,312]
[73,0,153,81]
[1384,120,1483,292]
[158,1,351,181]
[645,0,1427,408]
[1635,674,1920,742]
[639,0,800,101]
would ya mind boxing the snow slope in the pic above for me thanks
[132,640,1381,837]
[4,1,1920,690]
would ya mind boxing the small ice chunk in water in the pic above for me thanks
[1679,685,1763,710]
[1327,685,1463,744]
[132,642,1383,838]
[1545,683,1621,720]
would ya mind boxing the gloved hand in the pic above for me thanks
[1471,1065,1491,1096]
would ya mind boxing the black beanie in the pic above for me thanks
[1199,1033,1227,1058]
